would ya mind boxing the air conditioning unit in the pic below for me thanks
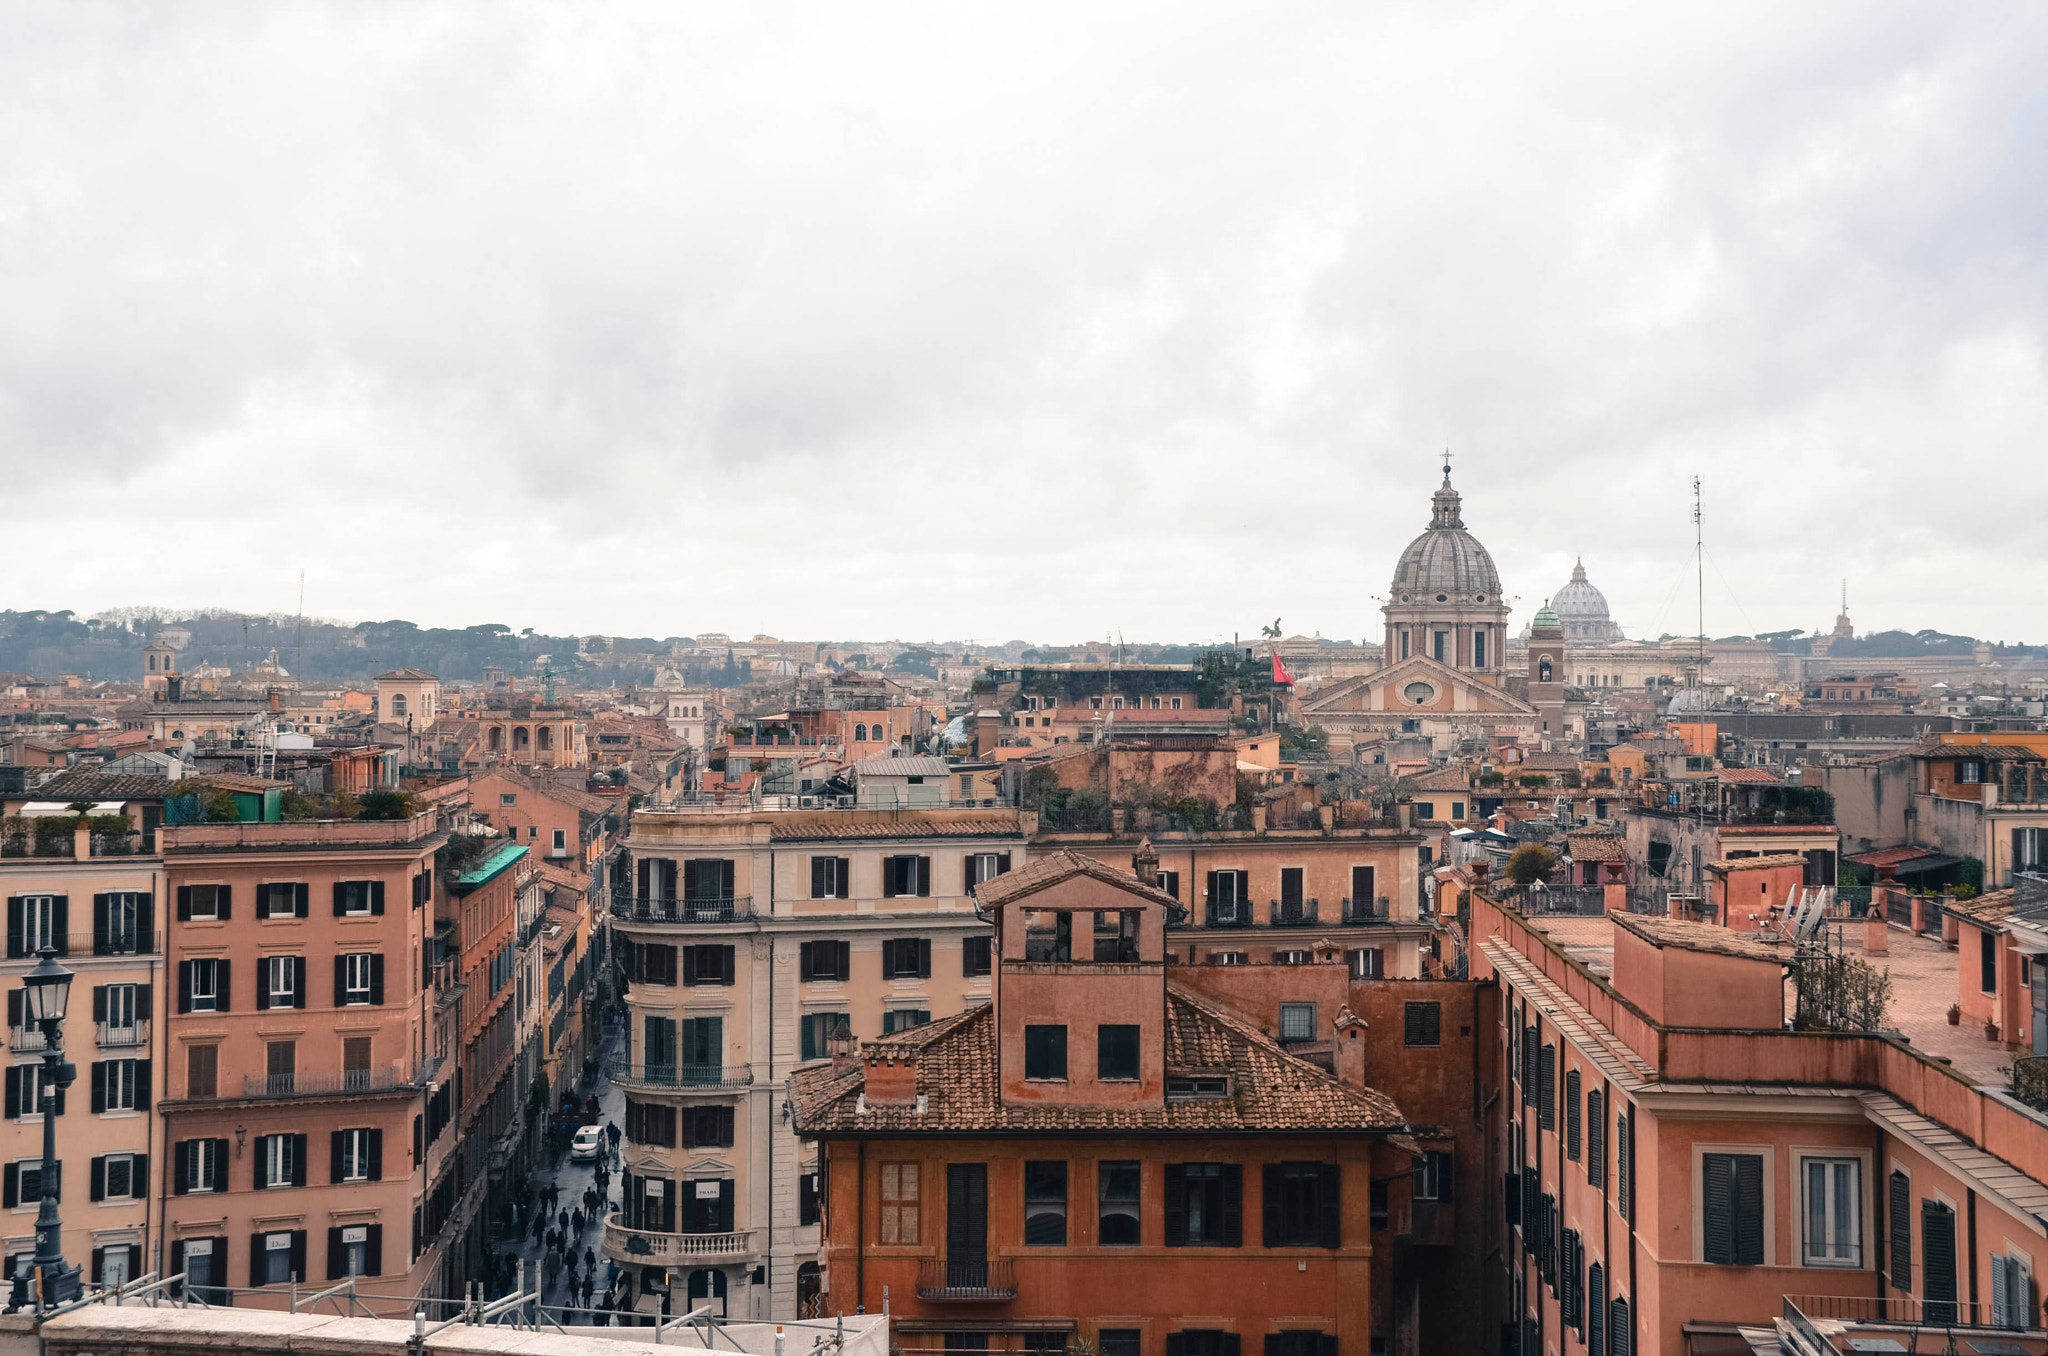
[799,796,818,809]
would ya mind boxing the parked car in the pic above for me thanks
[570,1124,604,1162]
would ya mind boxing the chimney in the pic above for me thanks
[1131,836,1159,883]
[73,822,91,860]
[1252,804,1267,833]
[1332,1006,1368,1087]
[864,1050,918,1105]
[1396,801,1414,831]
[827,1018,859,1074]
[1470,860,1489,882]
[269,688,281,713]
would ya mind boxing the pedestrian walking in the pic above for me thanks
[559,1208,570,1234]
[584,1245,596,1272]
[572,1208,585,1237]
[580,1272,594,1308]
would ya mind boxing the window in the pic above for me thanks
[1960,760,1984,784]
[500,793,517,806]
[333,880,382,916]
[962,936,992,977]
[1349,866,1378,914]
[1167,1331,1239,1356]
[1024,1161,1067,1245]
[1982,930,1998,993]
[261,954,304,1010]
[1403,1002,1441,1046]
[259,883,306,919]
[880,1162,919,1244]
[177,1137,225,1193]
[1433,631,1446,662]
[255,1229,303,1285]
[682,944,736,986]
[187,1044,217,1099]
[1617,1105,1634,1222]
[340,953,379,1005]
[801,1013,850,1062]
[882,855,931,898]
[1993,1252,2036,1330]
[682,1106,735,1148]
[1165,1163,1242,1246]
[329,1224,378,1280]
[1156,870,1180,900]
[336,1129,376,1183]
[1538,1044,1556,1129]
[266,1040,296,1095]
[1349,948,1383,979]
[1264,1334,1330,1356]
[180,884,229,922]
[1097,1024,1139,1081]
[800,940,851,982]
[1025,1025,1067,1080]
[881,937,931,980]
[964,853,1011,890]
[1263,1163,1339,1247]
[552,829,567,853]
[5,1159,59,1206]
[93,891,148,954]
[179,958,225,1013]
[1100,1331,1142,1356]
[95,982,141,1035]
[259,1133,306,1189]
[1274,949,1310,967]
[799,1171,820,1227]
[1701,1152,1764,1265]
[810,856,850,900]
[1801,1157,1861,1267]
[1279,1003,1316,1041]
[1416,1151,1455,1203]
[1206,870,1251,926]
[91,1151,143,1202]
[1099,1161,1141,1246]
[882,1009,930,1034]
[1474,630,1488,668]
[92,1058,146,1113]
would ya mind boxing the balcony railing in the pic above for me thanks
[98,1019,149,1049]
[606,1056,754,1091]
[601,1218,763,1264]
[1784,1293,2043,1343]
[1169,905,1254,931]
[1341,897,1391,924]
[238,1067,409,1099]
[610,894,756,925]
[1269,899,1320,927]
[3,931,163,961]
[915,1258,1017,1302]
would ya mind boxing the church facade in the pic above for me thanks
[1304,469,1566,756]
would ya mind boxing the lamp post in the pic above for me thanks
[21,946,79,1310]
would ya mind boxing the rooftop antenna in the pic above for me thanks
[1693,475,1705,709]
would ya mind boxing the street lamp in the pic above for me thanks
[21,947,79,1310]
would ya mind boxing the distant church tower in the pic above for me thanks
[1382,459,1510,679]
[1527,600,1565,738]
[143,637,178,695]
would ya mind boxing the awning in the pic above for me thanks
[18,801,125,818]
[1891,853,1965,876]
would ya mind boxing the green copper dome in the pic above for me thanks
[1532,600,1561,630]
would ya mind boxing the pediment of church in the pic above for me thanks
[1301,655,1537,717]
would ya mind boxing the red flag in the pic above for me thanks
[1271,651,1295,686]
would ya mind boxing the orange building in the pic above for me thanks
[792,852,1422,1356]
[159,812,442,1307]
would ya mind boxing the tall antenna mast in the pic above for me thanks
[1693,475,1705,706]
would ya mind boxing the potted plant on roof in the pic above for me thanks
[1948,1002,1962,1026]
[1985,1015,2001,1043]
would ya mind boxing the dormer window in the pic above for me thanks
[1167,1075,1230,1100]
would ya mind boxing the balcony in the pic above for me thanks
[606,1056,754,1092]
[3,931,162,961]
[610,894,756,925]
[237,1067,412,1099]
[601,1218,763,1267]
[1781,1293,2045,1353]
[1168,906,1254,932]
[1269,899,1320,928]
[97,1019,149,1050]
[1341,897,1391,924]
[915,1258,1017,1302]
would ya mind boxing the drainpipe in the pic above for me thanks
[1967,1189,1979,1315]
[1872,1124,1887,1303]
[855,1140,866,1315]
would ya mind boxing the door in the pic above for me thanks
[1923,1200,1958,1325]
[644,1017,678,1083]
[2033,962,2046,1057]
[681,1017,721,1082]
[946,1163,988,1288]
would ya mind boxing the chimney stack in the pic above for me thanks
[1131,836,1159,884]
[863,1050,918,1104]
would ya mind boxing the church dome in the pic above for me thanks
[1388,474,1503,605]
[1552,559,1624,644]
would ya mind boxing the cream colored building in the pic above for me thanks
[607,797,1030,1318]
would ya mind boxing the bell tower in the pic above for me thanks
[1528,601,1565,738]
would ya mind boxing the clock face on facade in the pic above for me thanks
[1403,681,1436,706]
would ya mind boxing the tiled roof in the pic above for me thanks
[790,985,1414,1137]
[1515,752,1580,772]
[1613,912,1792,964]
[1715,767,1782,784]
[767,816,1023,843]
[1943,888,2015,926]
[17,770,180,802]
[1564,832,1627,863]
[973,848,1181,912]
[376,668,439,681]
[1913,745,2044,762]
[187,772,292,793]
[1704,853,1809,872]
[1847,845,1939,869]
[851,756,952,778]
[1407,767,1472,792]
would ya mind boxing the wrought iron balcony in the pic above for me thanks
[238,1067,410,1099]
[916,1258,1017,1302]
[1341,896,1391,924]
[610,894,756,925]
[1269,899,1320,927]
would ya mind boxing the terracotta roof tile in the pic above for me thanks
[790,984,1413,1136]
[1564,831,1627,863]
[1715,767,1783,784]
[1943,888,2015,926]
[1613,912,1792,964]
[767,816,1024,843]
[972,848,1181,912]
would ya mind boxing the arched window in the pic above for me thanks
[537,726,553,750]
[686,1268,727,1317]
[854,723,867,742]
[489,727,502,751]
[1539,660,1553,683]
[391,694,407,719]
[513,727,531,750]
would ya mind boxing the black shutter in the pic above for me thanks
[1923,1200,1957,1321]
[331,1132,344,1184]
[91,1156,105,1202]
[366,1128,382,1181]
[294,957,307,1009]
[835,940,849,980]
[1318,1163,1341,1247]
[1223,1335,1240,1356]
[218,959,230,1011]
[133,1152,146,1192]
[1702,1154,1733,1264]
[327,1227,345,1280]
[881,941,898,981]
[139,1059,151,1110]
[256,959,269,1010]
[799,942,814,982]
[174,886,191,921]
[1617,1107,1632,1220]
[51,897,67,952]
[213,1139,229,1189]
[1566,1070,1582,1159]
[1539,1045,1556,1128]
[364,1225,382,1277]
[1167,1336,1185,1356]
[810,859,825,900]
[1888,1171,1911,1287]
[93,985,107,1023]
[291,1231,307,1283]
[2,1163,15,1209]
[173,1141,189,1195]
[916,856,931,897]
[1610,1298,1630,1356]
[93,894,109,955]
[176,960,192,1012]
[249,1234,265,1288]
[91,1061,106,1113]
[718,1106,734,1146]
[1733,1154,1763,1265]
[997,852,1011,874]
[1588,1090,1604,1188]
[1164,1166,1187,1245]
[138,890,154,942]
[5,897,20,958]
[370,954,384,1005]
[721,945,736,985]
[90,1248,103,1285]
[294,883,309,918]
[917,938,931,978]
[682,946,698,985]
[292,1134,308,1187]
[370,881,385,915]
[1222,1163,1243,1246]
[217,886,230,921]
[1261,1165,1282,1247]
[333,883,346,916]
[334,956,347,1006]
[7,989,18,1028]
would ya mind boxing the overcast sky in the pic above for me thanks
[5,4,2045,647]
